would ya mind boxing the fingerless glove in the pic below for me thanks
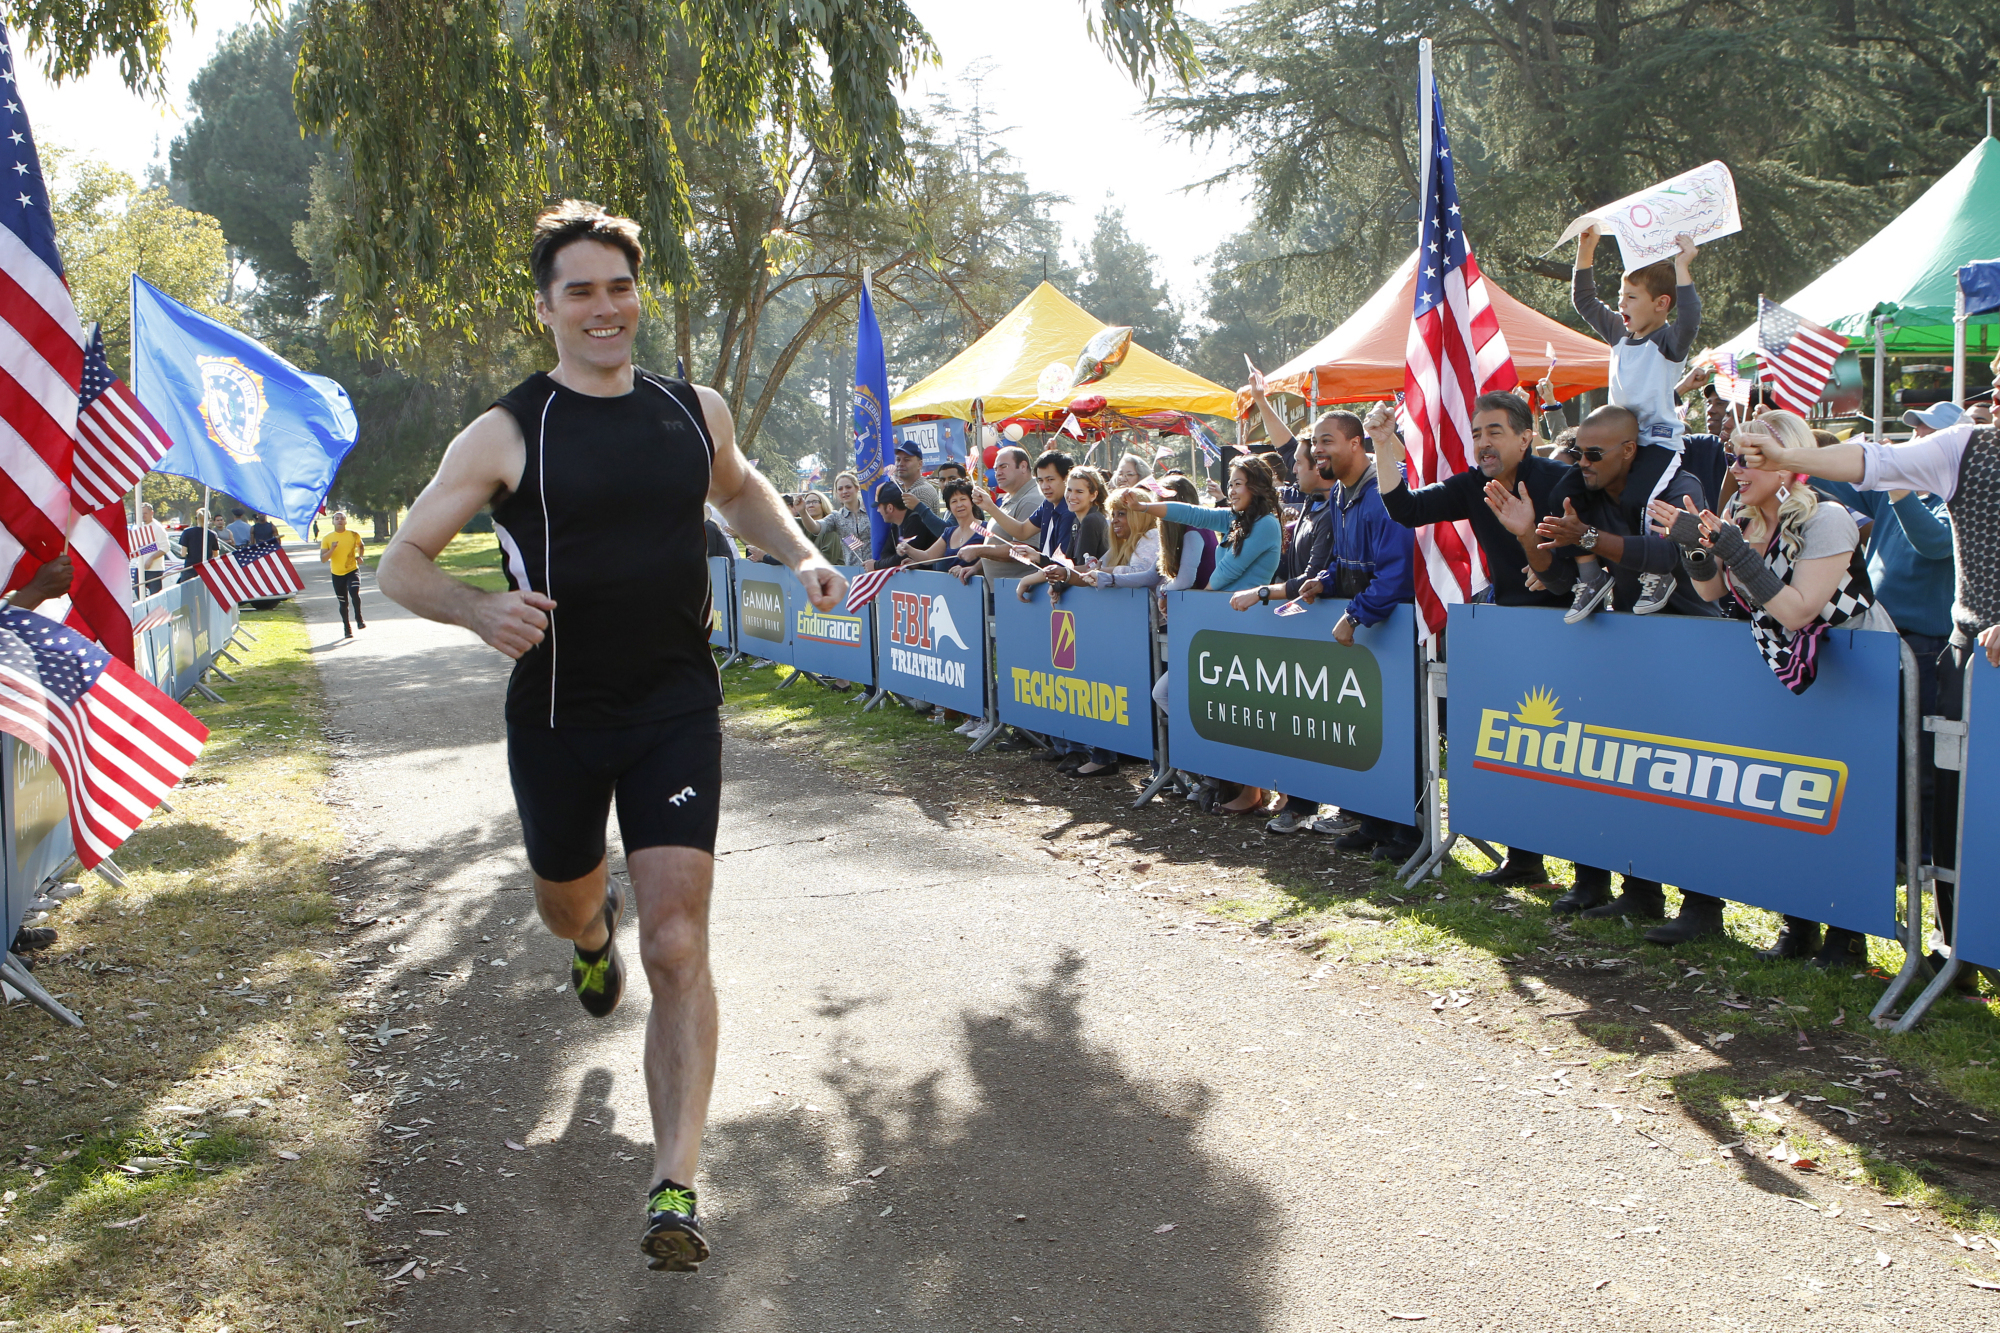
[1706,523,1784,607]
[1663,509,1706,550]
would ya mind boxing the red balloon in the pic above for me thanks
[982,442,999,468]
[1069,394,1107,415]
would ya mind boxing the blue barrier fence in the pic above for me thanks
[786,565,875,686]
[734,566,794,667]
[707,556,734,653]
[1445,605,1902,940]
[994,581,1155,756]
[871,569,987,716]
[1951,656,2000,971]
[705,563,1971,1027]
[1167,594,1422,827]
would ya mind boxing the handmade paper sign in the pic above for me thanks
[1557,161,1740,270]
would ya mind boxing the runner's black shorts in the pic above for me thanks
[505,710,723,881]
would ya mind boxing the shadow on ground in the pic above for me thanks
[390,950,1278,1332]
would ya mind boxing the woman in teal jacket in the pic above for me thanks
[1119,456,1286,812]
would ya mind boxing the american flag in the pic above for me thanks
[1757,297,1846,417]
[77,324,175,510]
[1188,418,1222,467]
[0,606,207,867]
[127,523,160,557]
[843,564,900,613]
[131,604,172,635]
[1399,40,1518,641]
[0,25,84,592]
[1705,348,1752,406]
[198,538,303,610]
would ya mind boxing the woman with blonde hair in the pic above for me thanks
[1649,407,1893,959]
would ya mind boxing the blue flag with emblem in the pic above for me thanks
[852,273,892,562]
[131,276,359,534]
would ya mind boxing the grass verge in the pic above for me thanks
[0,603,373,1332]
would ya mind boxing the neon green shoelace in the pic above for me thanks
[650,1185,697,1216]
[573,951,611,995]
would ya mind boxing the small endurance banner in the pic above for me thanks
[1445,605,1899,938]
[782,565,874,686]
[1952,656,2000,970]
[994,582,1155,756]
[1166,593,1421,824]
[871,569,986,716]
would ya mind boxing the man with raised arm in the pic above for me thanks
[376,201,845,1274]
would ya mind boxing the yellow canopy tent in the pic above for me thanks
[890,282,1236,422]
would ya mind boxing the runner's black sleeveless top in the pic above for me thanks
[491,370,721,728]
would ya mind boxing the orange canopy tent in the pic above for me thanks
[1240,251,1610,416]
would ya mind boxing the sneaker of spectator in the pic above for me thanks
[1563,566,1615,623]
[1310,811,1359,836]
[1265,808,1313,835]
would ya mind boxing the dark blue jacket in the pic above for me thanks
[1305,463,1414,627]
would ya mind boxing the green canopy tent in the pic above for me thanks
[1718,135,2000,427]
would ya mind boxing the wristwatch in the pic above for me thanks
[1579,526,1601,552]
[1258,586,1272,604]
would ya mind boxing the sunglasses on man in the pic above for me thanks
[1563,441,1631,463]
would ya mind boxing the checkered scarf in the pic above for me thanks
[1728,526,1877,695]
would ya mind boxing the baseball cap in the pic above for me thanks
[1901,402,1964,430]
[893,440,923,458]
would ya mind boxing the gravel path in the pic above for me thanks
[296,563,1992,1331]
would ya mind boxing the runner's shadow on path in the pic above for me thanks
[419,949,1279,1332]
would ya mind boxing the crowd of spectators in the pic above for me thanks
[711,337,1998,987]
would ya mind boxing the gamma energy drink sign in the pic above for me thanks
[1185,629,1382,769]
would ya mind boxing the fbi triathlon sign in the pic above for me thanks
[739,579,786,643]
[1473,687,1847,834]
[1185,629,1382,769]
[886,588,971,688]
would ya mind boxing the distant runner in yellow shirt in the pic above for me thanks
[319,512,367,638]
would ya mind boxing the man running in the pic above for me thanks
[319,512,367,637]
[376,200,846,1273]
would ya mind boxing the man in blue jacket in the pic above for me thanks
[1303,405,1418,861]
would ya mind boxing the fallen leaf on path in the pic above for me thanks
[101,1215,146,1230]
[1876,1250,1892,1268]
[1383,1313,1428,1322]
[1592,1278,1610,1290]
[387,1261,418,1281]
[504,1140,525,1152]
[761,1299,777,1310]
[418,1229,450,1237]
[866,1166,885,1178]
[1969,1277,2000,1290]
[1153,1223,1176,1234]
[879,1206,893,1217]
[276,1151,300,1162]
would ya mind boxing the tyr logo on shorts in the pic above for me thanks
[667,786,697,807]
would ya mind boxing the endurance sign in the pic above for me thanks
[1167,593,1419,823]
[1446,604,1897,938]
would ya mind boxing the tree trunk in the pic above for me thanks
[738,280,858,457]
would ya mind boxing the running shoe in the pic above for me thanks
[1563,568,1615,624]
[571,880,626,1018]
[1310,812,1360,836]
[642,1180,710,1272]
[1265,809,1313,835]
[1631,571,1674,615]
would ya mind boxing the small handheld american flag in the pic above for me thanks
[198,539,304,611]
[843,565,900,613]
[131,604,173,635]
[0,606,207,867]
[77,324,176,510]
[1757,297,1846,417]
